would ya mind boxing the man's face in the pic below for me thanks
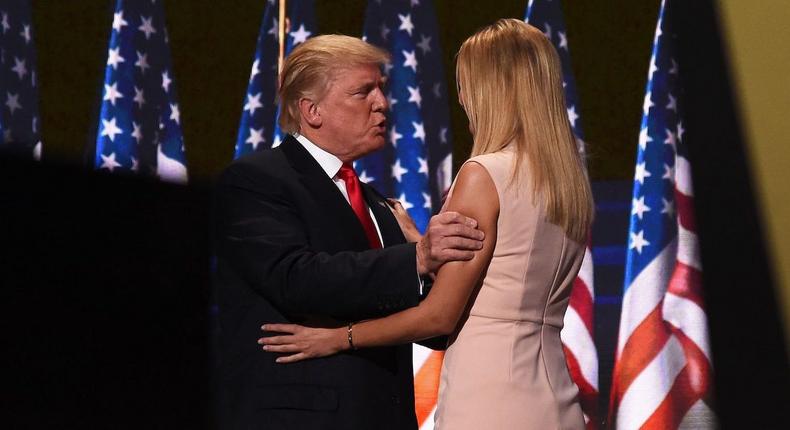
[313,63,388,162]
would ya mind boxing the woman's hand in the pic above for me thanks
[387,198,423,243]
[259,323,348,363]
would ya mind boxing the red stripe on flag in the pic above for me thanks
[641,328,713,429]
[674,188,696,231]
[570,277,594,334]
[564,345,599,430]
[414,351,444,427]
[608,304,670,421]
[668,261,704,309]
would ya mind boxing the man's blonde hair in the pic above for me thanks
[278,35,390,134]
[457,19,593,243]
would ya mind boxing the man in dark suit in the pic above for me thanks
[214,35,483,429]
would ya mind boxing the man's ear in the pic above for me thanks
[298,97,321,128]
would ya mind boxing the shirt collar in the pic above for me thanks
[294,133,343,179]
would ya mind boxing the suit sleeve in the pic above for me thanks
[215,163,420,321]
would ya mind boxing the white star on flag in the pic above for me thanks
[412,121,425,142]
[629,229,650,254]
[422,192,432,209]
[12,57,27,80]
[20,25,31,44]
[631,196,651,220]
[661,197,675,217]
[389,126,403,147]
[543,23,552,41]
[407,85,422,107]
[244,92,263,115]
[417,35,432,54]
[662,163,675,181]
[290,24,312,45]
[100,152,122,171]
[358,170,374,183]
[639,126,652,150]
[398,14,414,36]
[558,31,568,50]
[169,103,180,124]
[135,51,150,74]
[101,117,124,142]
[649,55,658,80]
[249,59,260,83]
[113,11,128,32]
[161,71,172,92]
[635,162,652,184]
[268,18,279,40]
[1,13,9,34]
[5,92,22,114]
[567,105,578,127]
[418,157,428,176]
[103,82,124,106]
[663,128,677,149]
[246,127,265,149]
[643,91,654,115]
[134,87,145,108]
[397,193,414,210]
[107,47,125,69]
[666,93,677,111]
[380,23,390,40]
[392,159,408,182]
[139,16,156,39]
[387,92,398,107]
[402,50,418,72]
[132,122,142,142]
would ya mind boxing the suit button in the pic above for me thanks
[391,395,400,404]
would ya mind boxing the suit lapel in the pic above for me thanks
[362,183,407,247]
[279,135,370,250]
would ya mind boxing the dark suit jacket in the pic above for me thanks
[214,135,421,430]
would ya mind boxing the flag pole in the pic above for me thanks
[278,0,287,76]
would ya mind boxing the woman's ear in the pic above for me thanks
[299,97,321,128]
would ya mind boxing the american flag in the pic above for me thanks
[524,1,599,428]
[609,1,716,428]
[234,0,315,159]
[359,1,453,428]
[0,0,41,160]
[93,0,188,184]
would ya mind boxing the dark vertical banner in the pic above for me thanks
[672,0,790,427]
[0,0,42,159]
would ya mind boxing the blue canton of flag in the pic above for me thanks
[94,0,187,183]
[525,0,585,157]
[234,0,315,159]
[357,0,453,233]
[624,2,682,286]
[0,0,41,159]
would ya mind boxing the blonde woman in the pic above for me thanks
[259,19,593,429]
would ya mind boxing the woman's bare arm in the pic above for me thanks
[260,161,499,362]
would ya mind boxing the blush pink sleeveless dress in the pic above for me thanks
[434,148,586,430]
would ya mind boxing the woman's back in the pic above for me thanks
[435,147,586,430]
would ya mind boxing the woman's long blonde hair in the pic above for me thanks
[456,18,593,243]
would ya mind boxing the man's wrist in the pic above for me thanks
[415,240,429,275]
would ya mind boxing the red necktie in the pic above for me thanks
[337,163,382,249]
